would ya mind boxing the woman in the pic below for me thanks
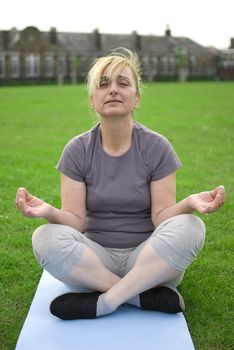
[16,48,225,320]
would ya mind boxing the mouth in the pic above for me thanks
[105,100,122,104]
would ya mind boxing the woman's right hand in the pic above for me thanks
[16,187,53,219]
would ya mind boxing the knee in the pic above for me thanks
[156,214,205,248]
[32,224,53,256]
[179,214,206,253]
[32,224,83,266]
[150,214,206,270]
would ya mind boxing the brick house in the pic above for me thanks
[0,26,222,84]
[217,38,234,80]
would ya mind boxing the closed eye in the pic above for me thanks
[100,82,109,87]
[117,76,131,86]
[99,76,109,87]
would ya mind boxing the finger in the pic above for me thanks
[209,193,221,208]
[16,187,27,202]
[16,187,26,208]
[197,204,211,214]
[207,186,225,205]
[215,188,226,206]
[206,199,223,213]
[17,196,27,213]
[217,185,224,196]
[17,195,30,214]
[217,185,226,204]
[208,188,219,198]
[214,193,222,206]
[215,185,225,197]
[16,187,23,204]
[198,200,220,214]
[18,198,35,217]
[24,188,35,202]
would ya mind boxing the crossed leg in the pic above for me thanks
[32,214,205,319]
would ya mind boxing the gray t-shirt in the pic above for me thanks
[57,121,181,248]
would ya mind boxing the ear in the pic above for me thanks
[134,95,140,108]
[90,96,95,109]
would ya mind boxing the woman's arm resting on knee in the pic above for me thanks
[150,173,225,227]
[15,174,86,232]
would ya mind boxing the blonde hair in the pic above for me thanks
[87,48,142,97]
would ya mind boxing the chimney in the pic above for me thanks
[230,38,234,49]
[165,24,171,37]
[93,28,101,51]
[50,27,57,45]
[132,30,141,51]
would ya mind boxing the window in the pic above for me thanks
[69,55,77,75]
[10,55,20,77]
[142,56,149,67]
[44,55,54,77]
[142,56,150,76]
[189,55,197,66]
[25,54,40,77]
[161,56,168,74]
[151,56,158,66]
[0,55,5,77]
[168,56,176,75]
[58,56,66,76]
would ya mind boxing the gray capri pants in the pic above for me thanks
[32,214,205,291]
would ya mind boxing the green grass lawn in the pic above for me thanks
[0,82,233,349]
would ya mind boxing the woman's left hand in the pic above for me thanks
[188,185,225,214]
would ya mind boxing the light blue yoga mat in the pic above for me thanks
[16,270,195,350]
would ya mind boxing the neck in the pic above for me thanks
[99,117,134,155]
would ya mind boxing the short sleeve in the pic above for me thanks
[56,137,85,182]
[147,135,181,181]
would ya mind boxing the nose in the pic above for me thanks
[109,81,118,95]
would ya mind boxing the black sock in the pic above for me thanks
[50,287,184,319]
[139,286,185,314]
[50,291,102,320]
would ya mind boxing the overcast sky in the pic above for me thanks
[1,0,233,49]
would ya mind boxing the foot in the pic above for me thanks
[50,291,117,320]
[139,286,185,314]
[50,291,102,320]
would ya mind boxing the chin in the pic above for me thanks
[102,114,131,120]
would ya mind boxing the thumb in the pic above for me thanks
[209,185,224,197]
[18,187,30,201]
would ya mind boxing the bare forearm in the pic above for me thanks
[44,206,85,232]
[153,196,194,227]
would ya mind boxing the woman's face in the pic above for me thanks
[91,66,140,119]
